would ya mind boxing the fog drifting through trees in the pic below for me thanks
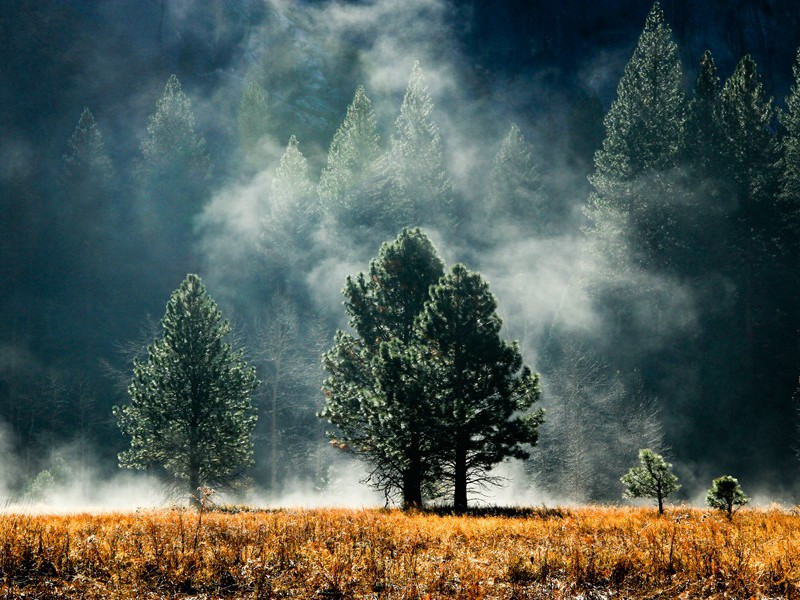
[0,0,799,510]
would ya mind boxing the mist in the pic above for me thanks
[1,0,799,511]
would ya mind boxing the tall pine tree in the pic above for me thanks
[387,62,453,230]
[114,274,258,506]
[318,86,381,223]
[320,228,445,508]
[586,2,685,275]
[238,80,271,164]
[418,264,543,511]
[489,123,545,230]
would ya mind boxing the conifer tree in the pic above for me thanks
[586,2,685,273]
[238,80,270,162]
[706,475,749,519]
[621,449,679,514]
[685,51,721,172]
[779,49,800,338]
[418,264,543,511]
[262,136,317,274]
[388,62,453,229]
[137,75,211,260]
[318,86,381,221]
[320,228,445,508]
[139,75,210,195]
[490,123,545,229]
[114,274,258,506]
[61,107,114,206]
[716,56,779,389]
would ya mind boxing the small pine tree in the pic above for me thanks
[114,274,258,507]
[706,475,749,519]
[318,85,381,221]
[418,264,543,511]
[238,80,270,160]
[621,448,680,514]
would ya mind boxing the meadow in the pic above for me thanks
[0,506,798,598]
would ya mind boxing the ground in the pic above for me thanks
[0,506,797,598]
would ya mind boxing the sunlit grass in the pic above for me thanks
[0,506,798,598]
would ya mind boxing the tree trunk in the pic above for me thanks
[453,437,468,512]
[657,494,663,515]
[189,465,201,510]
[402,467,422,510]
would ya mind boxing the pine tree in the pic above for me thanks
[490,123,545,229]
[262,135,317,276]
[685,51,722,172]
[586,2,685,274]
[61,107,114,207]
[706,475,749,519]
[318,86,381,222]
[238,80,270,162]
[778,49,800,369]
[270,135,314,212]
[716,56,780,395]
[320,228,445,508]
[780,49,800,241]
[418,264,543,511]
[114,274,258,506]
[137,75,211,267]
[387,62,453,229]
[140,75,210,190]
[621,448,679,514]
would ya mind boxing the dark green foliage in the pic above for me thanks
[621,449,679,514]
[586,2,686,274]
[417,264,542,511]
[706,475,749,519]
[114,274,258,506]
[320,229,445,507]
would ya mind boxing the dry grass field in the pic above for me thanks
[0,506,798,599]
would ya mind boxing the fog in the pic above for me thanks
[0,0,798,511]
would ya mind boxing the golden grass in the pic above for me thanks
[0,506,798,598]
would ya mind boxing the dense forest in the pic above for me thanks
[0,0,799,505]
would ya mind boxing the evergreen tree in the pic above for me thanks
[586,2,685,274]
[114,274,258,506]
[318,86,381,222]
[418,264,543,511]
[61,107,114,208]
[780,49,800,241]
[387,62,453,229]
[706,475,749,519]
[778,49,800,375]
[320,228,445,508]
[238,80,270,161]
[685,51,721,171]
[716,55,780,402]
[138,75,210,225]
[262,135,317,279]
[620,448,679,514]
[490,123,545,229]
[137,75,211,282]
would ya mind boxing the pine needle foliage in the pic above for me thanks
[114,274,258,505]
